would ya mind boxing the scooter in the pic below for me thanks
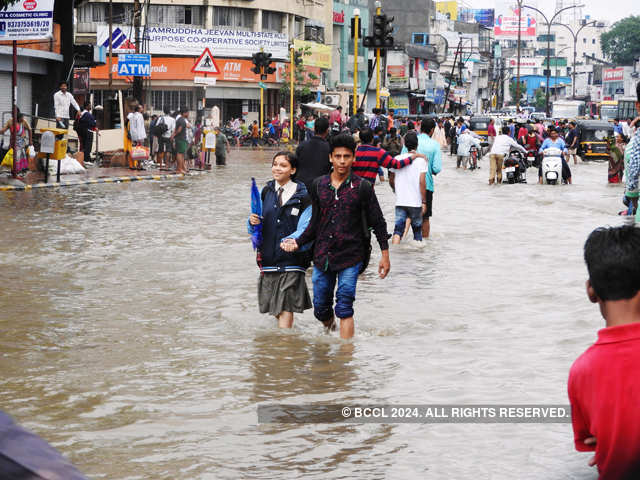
[541,148,563,185]
[502,150,527,184]
[525,147,539,169]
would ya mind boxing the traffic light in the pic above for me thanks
[264,52,276,77]
[293,50,303,67]
[363,12,394,49]
[251,52,263,75]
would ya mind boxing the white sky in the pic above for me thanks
[459,0,639,24]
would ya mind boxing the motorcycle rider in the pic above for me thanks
[521,129,541,167]
[538,126,571,184]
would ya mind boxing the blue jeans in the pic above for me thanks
[394,206,423,241]
[312,262,362,321]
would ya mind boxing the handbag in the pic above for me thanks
[131,145,149,161]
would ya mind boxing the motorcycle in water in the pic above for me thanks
[502,150,527,184]
[540,148,563,185]
[525,147,539,169]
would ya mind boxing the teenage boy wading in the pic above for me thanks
[281,134,391,339]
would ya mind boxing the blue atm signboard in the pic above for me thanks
[117,54,151,77]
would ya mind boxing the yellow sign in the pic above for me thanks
[293,39,332,69]
[436,1,458,21]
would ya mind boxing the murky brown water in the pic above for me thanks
[0,149,624,479]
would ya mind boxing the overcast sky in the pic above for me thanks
[460,0,638,24]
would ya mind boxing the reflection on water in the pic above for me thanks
[0,151,618,479]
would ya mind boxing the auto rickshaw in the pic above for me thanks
[577,120,614,162]
[469,115,491,154]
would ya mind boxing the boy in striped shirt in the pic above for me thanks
[353,128,417,181]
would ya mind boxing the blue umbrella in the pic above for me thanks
[250,177,263,250]
[0,411,89,479]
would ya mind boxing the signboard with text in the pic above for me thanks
[603,68,624,82]
[117,54,151,76]
[0,0,54,40]
[494,0,537,38]
[97,25,289,59]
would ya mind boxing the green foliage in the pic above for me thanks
[280,47,317,106]
[0,0,20,10]
[601,16,640,66]
[533,88,546,111]
[509,80,526,106]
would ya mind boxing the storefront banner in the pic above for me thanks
[458,9,495,27]
[436,1,458,21]
[91,56,322,86]
[494,0,536,38]
[508,58,540,68]
[434,88,445,105]
[603,68,624,82]
[293,39,332,69]
[389,95,409,115]
[97,25,289,59]
[386,51,409,89]
[0,0,54,40]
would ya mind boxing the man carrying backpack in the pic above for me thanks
[281,134,391,339]
[154,105,175,169]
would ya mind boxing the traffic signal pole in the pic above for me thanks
[353,11,359,115]
[375,4,381,109]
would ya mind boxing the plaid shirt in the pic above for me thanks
[626,129,640,193]
[297,174,389,272]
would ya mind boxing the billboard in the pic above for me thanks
[386,51,409,89]
[0,0,54,41]
[293,39,332,69]
[459,9,495,28]
[603,68,624,82]
[494,1,536,38]
[436,1,458,21]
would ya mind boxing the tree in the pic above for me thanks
[0,0,20,10]
[509,80,526,106]
[279,47,318,108]
[533,88,546,111]
[601,16,640,66]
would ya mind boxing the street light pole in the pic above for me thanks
[552,21,596,99]
[375,1,381,109]
[523,4,583,117]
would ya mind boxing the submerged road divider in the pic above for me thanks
[0,171,208,192]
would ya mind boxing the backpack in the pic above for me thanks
[312,177,373,275]
[152,116,168,137]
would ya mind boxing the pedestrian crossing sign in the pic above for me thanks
[191,48,220,74]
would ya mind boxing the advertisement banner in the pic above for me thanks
[293,39,332,69]
[603,68,624,82]
[389,95,409,116]
[0,0,54,41]
[434,88,445,105]
[458,9,495,27]
[494,0,536,38]
[436,1,458,21]
[508,58,540,68]
[73,68,90,94]
[97,25,289,59]
[386,51,409,89]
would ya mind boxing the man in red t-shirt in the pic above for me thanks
[568,225,640,479]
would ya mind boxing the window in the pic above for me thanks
[262,11,283,32]
[592,38,596,44]
[412,33,427,45]
[213,7,254,28]
[147,6,204,26]
[305,25,325,43]
[583,38,587,43]
[248,100,259,112]
[149,90,194,112]
[111,4,134,25]
[294,17,304,38]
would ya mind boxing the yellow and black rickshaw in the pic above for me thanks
[469,116,491,145]
[577,120,614,162]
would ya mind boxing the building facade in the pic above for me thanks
[75,0,333,123]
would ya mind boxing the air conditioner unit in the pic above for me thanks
[324,94,341,106]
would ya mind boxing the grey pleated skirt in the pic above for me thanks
[258,271,312,316]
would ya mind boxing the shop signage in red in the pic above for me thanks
[333,10,345,24]
[603,68,624,82]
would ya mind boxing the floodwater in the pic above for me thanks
[0,149,626,479]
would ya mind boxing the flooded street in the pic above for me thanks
[0,149,623,479]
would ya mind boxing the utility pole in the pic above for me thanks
[442,39,462,114]
[515,0,523,112]
[108,0,113,89]
[375,2,381,109]
[11,40,17,177]
[133,0,142,103]
[353,9,360,115]
[289,45,294,142]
